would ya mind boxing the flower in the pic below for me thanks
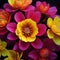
[6,11,46,50]
[47,16,60,45]
[16,19,38,42]
[8,0,32,10]
[28,48,57,60]
[0,9,10,35]
[4,50,23,60]
[36,1,57,18]
[0,39,9,57]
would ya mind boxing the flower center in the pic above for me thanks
[0,19,7,28]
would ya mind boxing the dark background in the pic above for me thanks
[0,0,60,60]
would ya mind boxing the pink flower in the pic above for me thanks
[6,10,47,51]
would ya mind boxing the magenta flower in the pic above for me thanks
[6,10,47,51]
[36,1,57,18]
[28,48,57,60]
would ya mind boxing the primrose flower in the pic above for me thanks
[0,40,9,57]
[47,16,60,45]
[0,9,10,35]
[7,11,46,50]
[8,0,32,10]
[28,48,57,60]
[4,50,23,60]
[36,1,57,18]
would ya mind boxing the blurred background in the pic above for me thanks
[0,0,60,60]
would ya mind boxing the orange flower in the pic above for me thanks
[0,10,10,35]
[8,0,32,10]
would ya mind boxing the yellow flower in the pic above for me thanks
[4,50,23,60]
[16,19,38,42]
[8,0,32,10]
[47,16,60,45]
[0,40,10,57]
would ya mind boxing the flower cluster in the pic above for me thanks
[0,0,60,60]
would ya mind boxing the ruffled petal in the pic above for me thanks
[37,24,47,36]
[31,38,43,49]
[3,3,17,12]
[24,5,35,12]
[27,11,41,23]
[6,22,17,33]
[28,50,38,60]
[14,12,25,22]
[47,7,57,18]
[19,41,30,51]
[7,33,17,40]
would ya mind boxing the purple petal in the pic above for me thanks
[14,12,25,22]
[24,5,35,12]
[19,41,30,51]
[27,11,41,23]
[50,52,57,60]
[7,33,17,40]
[37,24,47,36]
[13,43,21,52]
[6,22,17,33]
[43,38,56,51]
[31,38,43,49]
[47,7,57,18]
[3,3,17,12]
[28,50,38,60]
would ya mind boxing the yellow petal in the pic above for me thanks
[47,29,54,39]
[47,18,53,28]
[53,35,60,45]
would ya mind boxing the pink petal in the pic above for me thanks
[24,5,35,12]
[36,1,41,8]
[6,22,17,33]
[19,41,30,51]
[37,24,47,36]
[27,11,41,23]
[47,7,57,18]
[3,3,17,12]
[14,12,25,22]
[31,38,43,49]
[7,33,17,40]
[28,50,38,60]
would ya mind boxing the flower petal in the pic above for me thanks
[7,33,17,40]
[53,35,60,45]
[37,24,47,36]
[31,38,43,49]
[27,11,41,23]
[0,29,8,35]
[24,5,35,12]
[3,3,17,12]
[50,52,57,60]
[47,7,57,18]
[43,38,56,51]
[6,22,17,33]
[28,50,38,60]
[19,41,30,51]
[14,12,25,22]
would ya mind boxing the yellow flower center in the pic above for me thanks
[16,19,38,42]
